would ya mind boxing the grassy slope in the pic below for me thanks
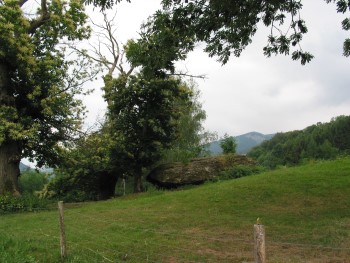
[1,158,350,262]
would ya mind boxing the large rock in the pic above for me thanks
[147,155,256,188]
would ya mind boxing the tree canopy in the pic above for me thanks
[220,134,237,155]
[150,0,350,64]
[49,11,208,196]
[0,0,92,195]
[161,81,216,163]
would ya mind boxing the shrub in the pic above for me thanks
[19,171,48,194]
[0,193,51,214]
[47,171,113,202]
[60,190,95,203]
[220,134,237,154]
[217,165,265,180]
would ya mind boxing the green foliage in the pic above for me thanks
[84,0,129,10]
[49,129,118,201]
[2,157,350,261]
[53,79,213,198]
[159,0,350,64]
[0,0,92,171]
[160,81,216,163]
[220,133,237,154]
[105,71,192,192]
[18,171,48,194]
[48,170,109,202]
[125,12,195,77]
[218,165,265,181]
[248,115,350,168]
[0,193,50,214]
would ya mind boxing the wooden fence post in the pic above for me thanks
[254,224,266,263]
[58,201,66,260]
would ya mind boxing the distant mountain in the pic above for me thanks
[207,132,274,155]
[19,162,33,172]
[19,159,54,174]
[39,167,54,174]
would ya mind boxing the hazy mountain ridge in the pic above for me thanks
[19,162,33,172]
[207,132,274,155]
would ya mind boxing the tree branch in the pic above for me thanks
[18,0,29,7]
[27,0,50,34]
[166,72,207,79]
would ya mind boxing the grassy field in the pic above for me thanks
[1,157,350,262]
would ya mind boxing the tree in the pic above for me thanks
[107,74,191,193]
[155,0,350,65]
[19,170,48,195]
[248,115,350,168]
[220,133,237,155]
[0,0,91,195]
[79,12,204,193]
[329,115,350,151]
[160,80,216,163]
[84,0,350,64]
[84,0,129,10]
[49,125,118,200]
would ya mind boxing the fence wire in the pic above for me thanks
[2,202,350,262]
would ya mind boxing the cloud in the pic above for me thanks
[84,0,350,136]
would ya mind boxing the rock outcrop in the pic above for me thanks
[147,155,256,188]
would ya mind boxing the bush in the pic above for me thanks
[47,173,94,202]
[217,165,265,180]
[59,190,95,203]
[19,171,48,194]
[0,193,51,214]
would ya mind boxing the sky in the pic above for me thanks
[84,0,350,138]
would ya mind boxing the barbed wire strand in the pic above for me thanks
[66,222,208,262]
[66,208,350,254]
[66,209,254,245]
[65,223,174,263]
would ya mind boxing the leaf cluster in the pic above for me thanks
[125,11,195,78]
[160,0,350,64]
[0,192,50,214]
[159,81,216,163]
[18,170,48,194]
[83,0,130,10]
[0,0,91,167]
[49,128,117,200]
[220,133,237,155]
[107,74,191,174]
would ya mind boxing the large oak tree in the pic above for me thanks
[0,0,91,195]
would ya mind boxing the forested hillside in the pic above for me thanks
[248,115,350,168]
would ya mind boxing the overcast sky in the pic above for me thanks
[84,0,350,137]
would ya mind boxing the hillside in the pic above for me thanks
[1,157,350,262]
[249,115,350,168]
[208,131,274,155]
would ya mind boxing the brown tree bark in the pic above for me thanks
[0,62,21,196]
[0,141,21,195]
[133,167,142,193]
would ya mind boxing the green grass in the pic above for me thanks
[1,157,350,262]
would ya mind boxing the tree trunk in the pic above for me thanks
[98,173,118,200]
[133,167,142,193]
[0,61,21,196]
[0,141,21,196]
